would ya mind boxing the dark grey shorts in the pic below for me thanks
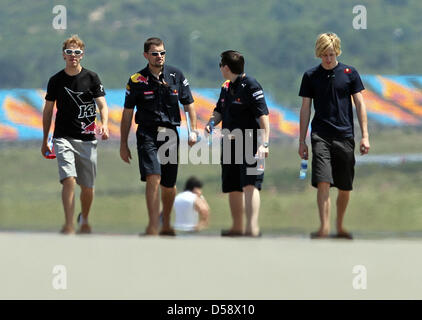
[221,139,264,193]
[136,126,179,188]
[311,133,355,191]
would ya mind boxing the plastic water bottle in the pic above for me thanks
[44,136,56,159]
[255,154,265,173]
[299,159,307,179]
[208,120,214,145]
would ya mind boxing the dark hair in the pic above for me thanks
[144,37,164,53]
[184,176,203,191]
[220,50,244,74]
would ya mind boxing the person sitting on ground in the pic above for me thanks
[173,176,210,232]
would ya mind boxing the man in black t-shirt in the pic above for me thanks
[41,35,109,235]
[120,37,198,236]
[298,32,370,239]
[205,50,270,237]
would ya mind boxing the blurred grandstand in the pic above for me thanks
[1,75,422,141]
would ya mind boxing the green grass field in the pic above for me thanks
[1,127,422,236]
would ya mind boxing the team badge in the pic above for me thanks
[131,73,149,84]
[344,68,352,74]
[233,97,242,104]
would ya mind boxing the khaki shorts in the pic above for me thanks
[54,138,97,188]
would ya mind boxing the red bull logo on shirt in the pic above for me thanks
[131,73,149,85]
[81,120,96,134]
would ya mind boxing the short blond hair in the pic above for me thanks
[315,32,341,57]
[62,34,85,51]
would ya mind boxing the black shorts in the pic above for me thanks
[136,126,179,188]
[311,133,355,191]
[221,139,264,193]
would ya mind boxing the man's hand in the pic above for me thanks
[204,124,212,135]
[298,141,308,160]
[120,144,132,163]
[359,137,370,155]
[40,139,52,158]
[98,125,109,140]
[256,144,269,159]
[188,131,198,146]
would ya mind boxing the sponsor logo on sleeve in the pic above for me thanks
[344,68,352,74]
[183,78,189,86]
[252,90,263,97]
[253,90,264,100]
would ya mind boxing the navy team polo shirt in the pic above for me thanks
[299,62,365,138]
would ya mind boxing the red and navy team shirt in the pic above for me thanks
[214,74,269,133]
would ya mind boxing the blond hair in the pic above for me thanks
[315,32,341,57]
[62,34,85,51]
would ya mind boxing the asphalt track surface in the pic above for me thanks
[1,231,421,299]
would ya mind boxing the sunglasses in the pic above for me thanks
[150,51,166,57]
[63,49,83,55]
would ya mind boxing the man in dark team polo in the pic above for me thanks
[120,37,198,236]
[205,50,270,237]
[298,32,370,239]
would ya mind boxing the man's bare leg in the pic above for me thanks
[315,182,331,237]
[145,174,161,235]
[160,185,176,233]
[228,191,244,233]
[79,185,94,233]
[61,177,76,234]
[336,189,351,236]
[243,185,260,236]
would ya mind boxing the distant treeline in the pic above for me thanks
[0,0,421,106]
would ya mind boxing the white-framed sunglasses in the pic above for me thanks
[150,51,166,57]
[63,49,84,55]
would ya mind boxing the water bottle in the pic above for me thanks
[256,156,265,173]
[208,120,214,145]
[299,159,307,179]
[44,136,56,159]
[254,153,265,173]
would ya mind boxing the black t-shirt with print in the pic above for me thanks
[299,62,364,138]
[45,68,105,141]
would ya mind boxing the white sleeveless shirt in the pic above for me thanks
[174,191,198,231]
